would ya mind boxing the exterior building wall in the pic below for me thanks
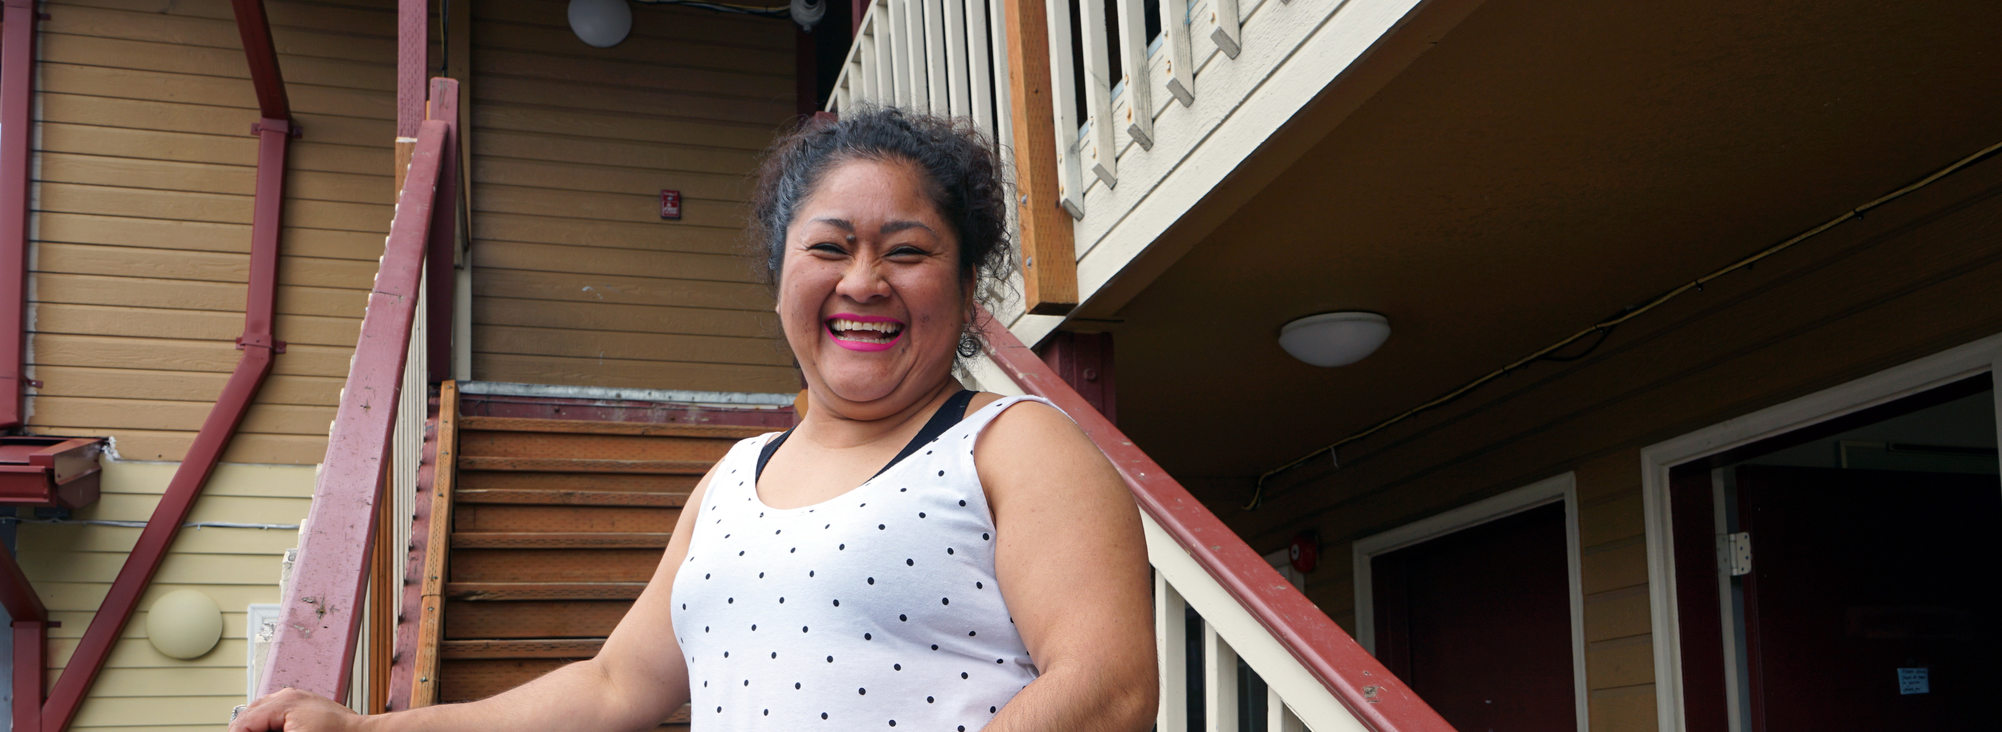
[17,0,397,727]
[1234,149,2002,730]
[21,461,316,730]
[465,0,798,393]
[26,0,397,465]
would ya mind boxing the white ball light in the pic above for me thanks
[145,589,223,660]
[568,0,633,48]
[1278,311,1391,367]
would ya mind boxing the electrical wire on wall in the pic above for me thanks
[1242,138,2002,510]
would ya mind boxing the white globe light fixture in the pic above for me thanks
[1278,311,1390,367]
[145,589,223,660]
[568,0,633,48]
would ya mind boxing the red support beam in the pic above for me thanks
[260,122,447,702]
[425,78,458,383]
[0,0,39,431]
[13,620,44,732]
[396,0,425,139]
[230,0,289,119]
[975,308,1453,732]
[40,5,292,728]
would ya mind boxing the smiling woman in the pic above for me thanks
[231,109,1157,732]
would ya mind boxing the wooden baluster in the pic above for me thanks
[1044,0,1086,219]
[1159,0,1195,105]
[1156,574,1189,732]
[887,0,909,105]
[1209,0,1241,58]
[988,0,1014,151]
[904,0,930,110]
[942,0,970,117]
[965,0,995,135]
[924,0,950,113]
[1116,0,1155,149]
[858,23,880,106]
[1205,623,1241,732]
[1267,685,1305,732]
[1079,0,1118,187]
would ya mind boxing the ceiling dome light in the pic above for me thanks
[568,0,632,48]
[1279,311,1390,367]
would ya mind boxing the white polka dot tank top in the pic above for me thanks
[670,395,1056,731]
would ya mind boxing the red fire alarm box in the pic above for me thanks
[660,189,682,220]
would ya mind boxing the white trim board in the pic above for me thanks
[1639,331,2002,732]
[1351,473,1590,732]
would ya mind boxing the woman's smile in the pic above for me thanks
[825,314,906,351]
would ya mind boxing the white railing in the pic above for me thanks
[971,311,1453,731]
[831,0,1014,155]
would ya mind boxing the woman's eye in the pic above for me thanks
[807,242,846,254]
[888,246,926,258]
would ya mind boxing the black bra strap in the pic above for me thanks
[757,390,976,483]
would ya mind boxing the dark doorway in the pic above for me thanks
[1669,375,2001,732]
[1734,466,2002,731]
[1371,501,1578,731]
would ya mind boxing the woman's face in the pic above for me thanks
[777,157,967,418]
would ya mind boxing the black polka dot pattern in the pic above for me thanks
[669,397,1048,728]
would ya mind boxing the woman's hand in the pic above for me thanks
[229,688,366,732]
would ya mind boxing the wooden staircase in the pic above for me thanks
[409,382,779,725]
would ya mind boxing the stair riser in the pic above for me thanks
[456,504,679,533]
[457,471,702,495]
[445,599,633,639]
[458,431,739,463]
[449,548,661,583]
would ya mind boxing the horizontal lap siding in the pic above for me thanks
[1227,157,2002,730]
[467,0,797,393]
[19,461,319,728]
[26,0,397,464]
[19,1,396,728]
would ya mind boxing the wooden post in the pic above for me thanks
[1000,0,1079,314]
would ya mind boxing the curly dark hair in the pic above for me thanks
[748,107,1014,358]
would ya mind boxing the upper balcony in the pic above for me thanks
[825,0,1461,346]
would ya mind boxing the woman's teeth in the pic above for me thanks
[828,319,903,343]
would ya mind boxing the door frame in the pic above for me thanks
[1640,332,2002,732]
[1353,472,1589,732]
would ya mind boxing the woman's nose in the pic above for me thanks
[836,258,890,302]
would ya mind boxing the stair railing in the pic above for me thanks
[254,79,459,704]
[975,309,1453,731]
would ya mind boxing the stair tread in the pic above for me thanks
[455,488,688,507]
[457,456,713,474]
[459,416,773,439]
[451,531,671,549]
[440,638,604,660]
[445,582,648,601]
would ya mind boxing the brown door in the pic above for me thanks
[1735,465,2002,731]
[1373,502,1577,732]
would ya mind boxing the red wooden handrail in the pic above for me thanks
[974,308,1453,731]
[258,116,451,701]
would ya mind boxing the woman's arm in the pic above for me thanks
[231,465,717,732]
[976,401,1158,731]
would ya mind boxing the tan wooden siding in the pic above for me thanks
[25,0,399,464]
[1226,152,2002,730]
[466,0,797,393]
[19,461,318,729]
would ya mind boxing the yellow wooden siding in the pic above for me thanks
[25,0,397,464]
[1229,153,2002,730]
[466,0,798,393]
[19,461,317,729]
